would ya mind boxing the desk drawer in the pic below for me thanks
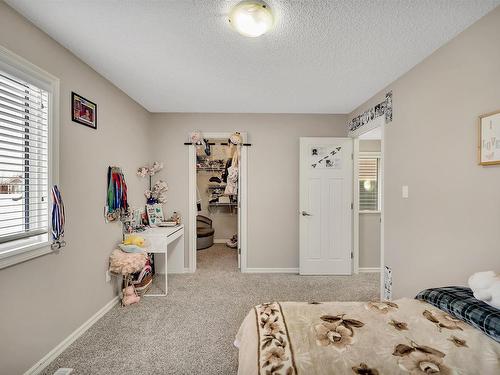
[144,236,168,253]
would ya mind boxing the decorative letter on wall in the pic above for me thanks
[348,91,393,136]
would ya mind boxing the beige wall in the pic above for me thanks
[359,140,381,269]
[149,113,347,269]
[350,7,500,298]
[0,3,151,374]
[359,213,380,268]
[359,140,381,152]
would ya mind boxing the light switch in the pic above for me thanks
[402,185,409,198]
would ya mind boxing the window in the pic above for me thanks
[359,154,380,211]
[0,47,59,268]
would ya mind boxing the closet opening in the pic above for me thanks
[188,132,248,273]
[352,122,385,300]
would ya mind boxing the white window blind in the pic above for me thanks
[0,70,49,244]
[359,157,379,211]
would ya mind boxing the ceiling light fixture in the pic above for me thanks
[229,1,273,38]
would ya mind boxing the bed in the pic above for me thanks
[235,287,500,374]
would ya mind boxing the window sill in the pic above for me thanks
[0,234,51,270]
[359,210,381,214]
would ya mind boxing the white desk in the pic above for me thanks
[127,224,184,296]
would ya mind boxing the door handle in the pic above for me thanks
[301,211,313,216]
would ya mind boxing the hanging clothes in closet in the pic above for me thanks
[224,132,242,196]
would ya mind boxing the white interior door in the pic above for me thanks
[299,137,353,275]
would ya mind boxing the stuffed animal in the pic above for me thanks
[123,235,145,247]
[468,271,500,309]
[122,285,140,306]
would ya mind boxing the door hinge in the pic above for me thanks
[351,153,353,160]
[238,247,241,254]
[351,251,353,259]
[351,202,353,210]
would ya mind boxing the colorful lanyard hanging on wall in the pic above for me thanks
[51,185,66,250]
[106,166,129,222]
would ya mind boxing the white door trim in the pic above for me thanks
[379,124,385,300]
[352,138,360,274]
[187,131,248,273]
[350,119,385,300]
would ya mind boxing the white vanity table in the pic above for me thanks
[127,224,184,296]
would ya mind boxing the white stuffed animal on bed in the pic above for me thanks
[468,271,500,309]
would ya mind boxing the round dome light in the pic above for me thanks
[229,1,273,38]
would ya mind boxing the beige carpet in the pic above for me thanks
[43,244,379,374]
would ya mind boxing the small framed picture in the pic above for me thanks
[146,204,164,226]
[72,92,97,129]
[479,110,500,165]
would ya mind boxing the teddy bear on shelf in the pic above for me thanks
[122,285,140,306]
[468,270,500,309]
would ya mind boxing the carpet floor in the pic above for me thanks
[43,244,379,375]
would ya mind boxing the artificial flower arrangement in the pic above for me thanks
[137,162,168,204]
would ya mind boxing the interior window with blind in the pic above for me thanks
[359,156,380,211]
[0,70,49,247]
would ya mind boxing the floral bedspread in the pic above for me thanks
[235,298,500,375]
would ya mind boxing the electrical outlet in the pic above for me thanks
[105,270,111,283]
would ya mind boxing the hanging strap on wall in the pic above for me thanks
[106,166,129,222]
[51,185,66,250]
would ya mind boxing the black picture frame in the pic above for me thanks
[71,92,97,130]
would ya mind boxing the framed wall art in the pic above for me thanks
[72,92,97,129]
[479,110,500,165]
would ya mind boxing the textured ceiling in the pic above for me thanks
[5,0,499,113]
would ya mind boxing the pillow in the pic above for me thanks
[416,286,500,343]
[119,244,145,254]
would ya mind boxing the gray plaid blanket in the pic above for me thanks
[416,286,500,343]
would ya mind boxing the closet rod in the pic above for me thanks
[183,142,252,146]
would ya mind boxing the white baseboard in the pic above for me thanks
[244,267,299,274]
[25,296,120,375]
[359,267,381,273]
[213,239,229,244]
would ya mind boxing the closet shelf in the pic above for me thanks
[208,202,238,207]
[207,185,227,190]
[197,167,225,172]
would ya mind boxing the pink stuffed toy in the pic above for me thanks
[122,285,140,306]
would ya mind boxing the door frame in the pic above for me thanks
[351,116,385,300]
[187,131,248,273]
[299,137,354,275]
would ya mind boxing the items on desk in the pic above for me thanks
[105,166,129,223]
[157,211,182,227]
[123,235,146,247]
[144,180,168,204]
[170,211,181,225]
[146,203,164,226]
[137,161,168,204]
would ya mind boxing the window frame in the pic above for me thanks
[358,151,381,213]
[0,46,59,269]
